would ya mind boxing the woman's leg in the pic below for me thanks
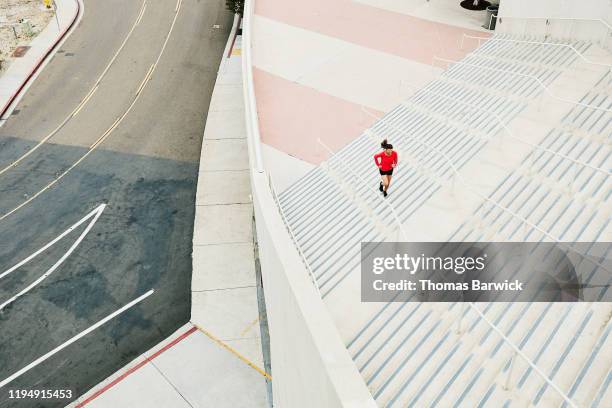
[380,175,387,190]
[384,175,392,191]
[383,175,391,189]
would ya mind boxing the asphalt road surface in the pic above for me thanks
[0,0,232,406]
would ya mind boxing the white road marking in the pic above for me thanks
[0,204,106,310]
[0,289,154,389]
[0,204,105,281]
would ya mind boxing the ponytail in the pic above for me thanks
[381,139,393,149]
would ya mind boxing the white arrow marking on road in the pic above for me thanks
[0,203,106,310]
[0,289,154,389]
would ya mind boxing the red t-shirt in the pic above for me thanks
[374,151,398,171]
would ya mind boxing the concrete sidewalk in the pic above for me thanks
[69,24,270,408]
[0,0,80,121]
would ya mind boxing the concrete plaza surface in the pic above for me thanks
[71,30,270,408]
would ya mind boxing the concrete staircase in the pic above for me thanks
[277,33,611,407]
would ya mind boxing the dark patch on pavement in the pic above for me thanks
[0,138,198,407]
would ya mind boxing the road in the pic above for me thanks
[0,0,232,406]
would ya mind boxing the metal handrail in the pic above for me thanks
[360,107,611,275]
[395,82,611,177]
[461,33,612,68]
[469,303,577,408]
[242,0,264,173]
[498,16,612,31]
[433,56,612,113]
[496,16,612,52]
[268,173,322,297]
[317,138,407,241]
[244,0,319,294]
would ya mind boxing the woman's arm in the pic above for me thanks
[374,153,382,168]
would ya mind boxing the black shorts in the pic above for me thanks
[379,169,393,176]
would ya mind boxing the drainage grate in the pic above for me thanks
[12,46,30,58]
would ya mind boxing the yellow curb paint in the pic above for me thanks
[192,323,271,381]
[240,317,259,337]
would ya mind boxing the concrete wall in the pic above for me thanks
[249,173,376,408]
[241,1,376,406]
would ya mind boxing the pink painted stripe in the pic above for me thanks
[255,0,489,65]
[254,68,382,165]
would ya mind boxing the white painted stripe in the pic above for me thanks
[252,15,441,112]
[0,289,154,389]
[0,204,106,281]
[0,204,106,310]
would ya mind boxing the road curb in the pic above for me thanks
[0,0,82,121]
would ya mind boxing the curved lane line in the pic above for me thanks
[0,289,155,389]
[0,203,106,281]
[0,0,147,178]
[0,203,106,311]
[0,0,182,223]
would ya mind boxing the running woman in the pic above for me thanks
[374,139,398,197]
